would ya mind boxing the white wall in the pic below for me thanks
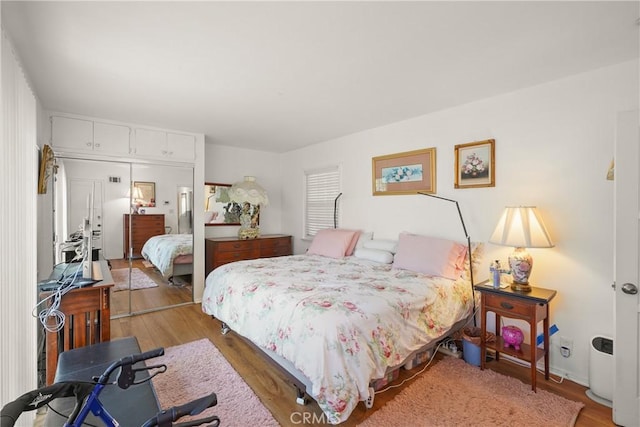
[280,60,639,385]
[203,143,283,238]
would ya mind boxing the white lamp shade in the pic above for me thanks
[489,206,554,248]
[229,176,269,206]
[127,186,144,200]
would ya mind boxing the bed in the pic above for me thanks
[202,230,480,424]
[141,233,193,280]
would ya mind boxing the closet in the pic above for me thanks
[50,112,204,318]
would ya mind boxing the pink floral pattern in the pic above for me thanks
[202,255,473,424]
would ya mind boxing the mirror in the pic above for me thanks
[133,181,156,207]
[53,158,194,318]
[204,182,241,226]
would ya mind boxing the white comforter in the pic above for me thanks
[141,233,192,278]
[202,254,473,424]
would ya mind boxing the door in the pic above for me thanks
[67,178,103,257]
[613,110,640,426]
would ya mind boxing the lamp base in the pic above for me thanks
[510,282,532,293]
[508,247,533,291]
[238,227,260,240]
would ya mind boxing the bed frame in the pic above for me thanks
[215,315,470,410]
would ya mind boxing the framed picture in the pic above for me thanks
[454,139,495,189]
[372,147,436,195]
[204,182,261,227]
[133,181,156,207]
[37,144,54,194]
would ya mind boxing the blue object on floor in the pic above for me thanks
[462,339,481,366]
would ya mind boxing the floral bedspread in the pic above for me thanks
[141,233,192,278]
[201,255,473,424]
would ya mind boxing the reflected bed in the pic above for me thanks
[141,233,193,280]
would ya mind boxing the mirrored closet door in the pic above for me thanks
[54,157,194,317]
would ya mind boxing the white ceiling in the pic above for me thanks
[3,1,638,153]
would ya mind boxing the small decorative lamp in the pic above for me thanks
[489,206,554,292]
[228,176,269,239]
[128,186,144,214]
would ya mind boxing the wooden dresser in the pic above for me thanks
[205,234,292,277]
[123,214,165,258]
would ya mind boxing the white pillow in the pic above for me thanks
[363,239,398,254]
[355,231,373,249]
[353,248,394,264]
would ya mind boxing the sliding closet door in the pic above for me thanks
[53,158,132,317]
[128,163,194,314]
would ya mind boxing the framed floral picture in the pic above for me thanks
[454,139,495,189]
[372,147,436,195]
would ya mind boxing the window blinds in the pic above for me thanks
[304,166,341,238]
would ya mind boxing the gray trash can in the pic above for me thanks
[586,335,613,407]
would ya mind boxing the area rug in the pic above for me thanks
[152,338,278,426]
[110,268,159,292]
[358,356,585,427]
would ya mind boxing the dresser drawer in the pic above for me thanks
[260,237,291,249]
[215,248,260,264]
[261,246,292,258]
[484,293,532,317]
[215,240,257,253]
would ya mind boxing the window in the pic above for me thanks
[304,166,341,238]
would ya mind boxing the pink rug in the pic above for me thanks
[152,338,278,426]
[110,268,158,292]
[358,356,584,427]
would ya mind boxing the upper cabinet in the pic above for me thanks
[132,128,196,162]
[50,114,197,164]
[51,116,130,156]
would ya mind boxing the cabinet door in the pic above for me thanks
[134,128,167,158]
[93,122,131,155]
[51,116,94,151]
[167,133,196,161]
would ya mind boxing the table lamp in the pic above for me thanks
[489,206,554,292]
[228,176,269,239]
[128,186,144,214]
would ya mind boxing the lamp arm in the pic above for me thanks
[334,193,342,229]
[418,192,476,327]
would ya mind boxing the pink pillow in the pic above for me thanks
[392,233,467,280]
[307,229,359,258]
[333,228,361,256]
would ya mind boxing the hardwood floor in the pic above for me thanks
[108,258,192,316]
[111,304,614,427]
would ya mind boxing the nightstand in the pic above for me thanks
[474,283,557,391]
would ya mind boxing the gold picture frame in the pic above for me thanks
[133,181,156,207]
[454,139,495,189]
[37,144,54,194]
[372,147,436,195]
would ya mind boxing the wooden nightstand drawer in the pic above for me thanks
[483,293,532,317]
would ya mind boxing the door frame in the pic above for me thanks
[613,110,640,426]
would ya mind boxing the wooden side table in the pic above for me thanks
[474,283,557,391]
[39,261,114,385]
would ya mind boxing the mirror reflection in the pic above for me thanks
[204,182,241,225]
[54,158,194,318]
[132,181,156,208]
